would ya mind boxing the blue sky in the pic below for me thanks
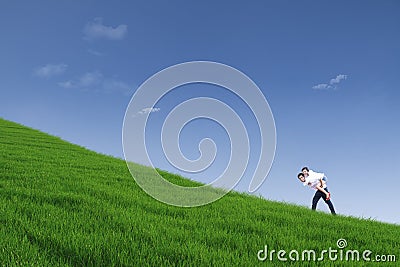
[1,1,399,223]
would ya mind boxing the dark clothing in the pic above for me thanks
[312,187,336,214]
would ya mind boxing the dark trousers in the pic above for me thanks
[312,188,336,214]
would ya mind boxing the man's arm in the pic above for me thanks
[319,178,327,188]
[316,180,329,197]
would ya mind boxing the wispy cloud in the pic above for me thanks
[58,80,74,88]
[59,71,133,95]
[330,74,347,85]
[312,74,348,90]
[103,79,132,95]
[34,63,67,78]
[312,83,330,90]
[139,107,160,114]
[87,49,103,56]
[59,71,102,88]
[133,107,161,117]
[83,18,127,41]
[79,71,103,87]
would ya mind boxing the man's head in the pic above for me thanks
[301,167,309,177]
[297,173,306,183]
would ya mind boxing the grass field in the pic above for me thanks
[0,117,399,266]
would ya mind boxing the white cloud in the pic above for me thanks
[103,79,132,95]
[58,71,133,95]
[83,18,127,41]
[312,83,330,90]
[87,49,103,56]
[133,107,161,117]
[58,80,74,88]
[78,71,103,87]
[34,63,67,78]
[312,74,348,90]
[139,107,160,114]
[330,74,347,85]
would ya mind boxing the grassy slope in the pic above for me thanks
[0,118,399,266]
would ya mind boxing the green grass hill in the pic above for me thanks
[0,118,399,266]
